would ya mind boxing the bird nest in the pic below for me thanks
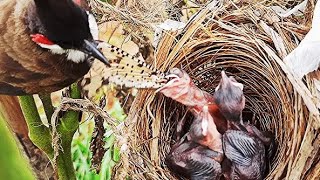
[96,0,320,179]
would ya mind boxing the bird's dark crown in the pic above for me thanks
[33,0,92,48]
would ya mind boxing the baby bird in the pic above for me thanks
[166,140,222,180]
[222,130,266,180]
[187,106,223,155]
[166,105,224,180]
[161,68,272,179]
[213,72,271,179]
[157,68,213,109]
[214,70,273,142]
[158,68,228,133]
[213,71,245,125]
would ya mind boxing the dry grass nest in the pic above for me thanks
[91,0,320,179]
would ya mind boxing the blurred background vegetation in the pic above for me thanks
[71,86,127,180]
[0,112,34,180]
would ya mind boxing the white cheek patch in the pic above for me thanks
[66,50,87,63]
[87,12,99,40]
[34,12,99,64]
[37,43,86,63]
[37,43,65,54]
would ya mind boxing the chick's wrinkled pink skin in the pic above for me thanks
[158,68,228,134]
[188,106,223,156]
[157,68,212,110]
[160,68,270,180]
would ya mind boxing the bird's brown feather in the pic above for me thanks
[0,0,90,95]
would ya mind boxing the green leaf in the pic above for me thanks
[100,150,112,180]
[104,134,115,149]
[112,146,121,162]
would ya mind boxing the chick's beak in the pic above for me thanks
[221,70,244,91]
[221,70,230,85]
[216,70,229,91]
[82,40,110,66]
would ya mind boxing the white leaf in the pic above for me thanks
[157,19,186,31]
[284,0,320,79]
[284,41,320,79]
[270,0,307,18]
[153,19,186,48]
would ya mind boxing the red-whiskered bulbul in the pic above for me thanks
[0,0,109,95]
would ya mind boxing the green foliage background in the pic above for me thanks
[72,96,126,180]
[0,113,34,180]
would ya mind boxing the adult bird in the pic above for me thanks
[0,0,109,95]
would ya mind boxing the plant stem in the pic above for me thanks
[39,93,54,121]
[0,110,34,180]
[18,95,53,159]
[19,83,81,180]
[56,83,81,180]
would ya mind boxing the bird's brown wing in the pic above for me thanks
[223,130,258,166]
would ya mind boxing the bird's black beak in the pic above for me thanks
[82,40,110,66]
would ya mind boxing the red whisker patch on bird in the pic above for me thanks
[30,34,54,45]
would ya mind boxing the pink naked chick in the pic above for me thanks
[158,68,228,134]
[166,105,223,180]
[212,71,269,180]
